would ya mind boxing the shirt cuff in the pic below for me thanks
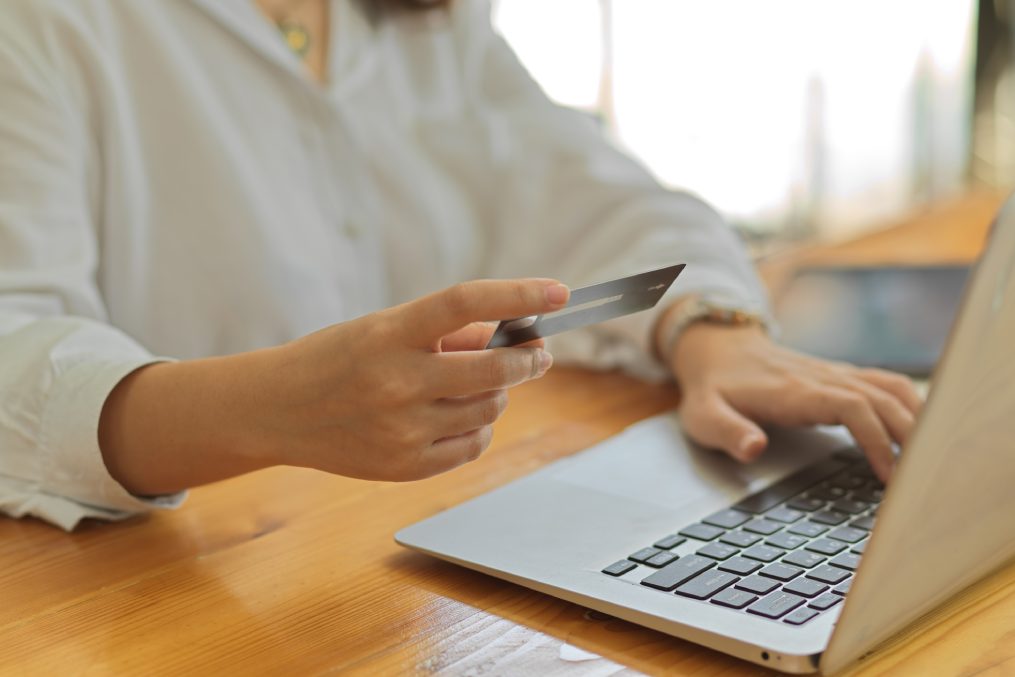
[35,358,186,529]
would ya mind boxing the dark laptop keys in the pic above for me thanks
[782,550,827,569]
[629,547,664,563]
[782,577,829,598]
[674,570,739,600]
[742,544,784,563]
[783,607,820,625]
[653,534,687,550]
[805,538,848,556]
[810,510,849,526]
[742,519,783,535]
[679,524,725,541]
[702,509,751,529]
[759,563,804,582]
[718,556,763,576]
[697,543,740,561]
[786,497,826,512]
[809,593,842,610]
[851,540,868,555]
[833,579,853,595]
[766,532,808,550]
[765,506,805,524]
[747,591,808,619]
[645,551,679,568]
[829,553,862,571]
[602,560,637,576]
[733,458,849,514]
[720,531,762,548]
[641,555,716,591]
[788,522,828,538]
[711,587,759,609]
[807,564,852,586]
[827,526,867,544]
[850,515,876,531]
[830,499,868,515]
[736,575,780,596]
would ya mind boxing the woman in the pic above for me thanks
[0,0,920,530]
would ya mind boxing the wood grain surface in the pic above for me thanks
[0,191,1006,676]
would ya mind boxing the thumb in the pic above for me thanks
[680,391,768,462]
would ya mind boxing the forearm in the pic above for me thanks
[98,350,280,496]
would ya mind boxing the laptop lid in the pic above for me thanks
[822,194,1015,673]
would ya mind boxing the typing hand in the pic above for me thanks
[667,323,923,483]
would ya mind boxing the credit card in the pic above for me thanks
[485,263,686,349]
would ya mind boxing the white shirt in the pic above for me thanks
[0,0,767,530]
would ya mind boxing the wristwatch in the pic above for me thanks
[656,297,769,366]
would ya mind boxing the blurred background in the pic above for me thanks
[493,0,1015,249]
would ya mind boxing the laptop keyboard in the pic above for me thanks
[600,449,882,626]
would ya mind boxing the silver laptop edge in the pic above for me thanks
[396,194,1015,674]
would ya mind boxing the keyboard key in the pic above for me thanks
[852,487,884,503]
[759,562,804,582]
[742,544,785,563]
[703,509,751,529]
[810,510,849,526]
[720,530,762,548]
[783,577,829,598]
[786,497,826,512]
[718,556,763,576]
[697,543,740,561]
[828,526,867,544]
[782,550,826,569]
[807,564,851,586]
[711,587,758,609]
[830,553,862,571]
[629,547,663,563]
[809,593,842,610]
[645,551,679,568]
[830,474,866,490]
[674,569,739,600]
[830,499,868,515]
[833,579,853,595]
[805,538,848,556]
[766,532,808,550]
[742,519,783,535]
[732,458,849,514]
[851,540,868,555]
[765,506,805,524]
[679,524,725,541]
[653,534,688,550]
[788,521,828,538]
[806,485,847,501]
[747,591,807,619]
[850,515,876,531]
[783,607,820,625]
[736,574,781,596]
[602,560,637,576]
[641,555,716,591]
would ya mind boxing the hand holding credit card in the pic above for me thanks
[486,263,685,349]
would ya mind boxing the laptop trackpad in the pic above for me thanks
[547,413,852,513]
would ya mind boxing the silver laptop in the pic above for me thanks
[396,194,1015,674]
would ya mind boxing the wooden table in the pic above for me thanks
[1,191,1008,676]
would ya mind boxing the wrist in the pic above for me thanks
[98,352,281,495]
[654,296,769,369]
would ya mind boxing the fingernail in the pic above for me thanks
[545,283,569,306]
[534,349,553,377]
[738,434,764,460]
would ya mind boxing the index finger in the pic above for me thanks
[402,279,570,348]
